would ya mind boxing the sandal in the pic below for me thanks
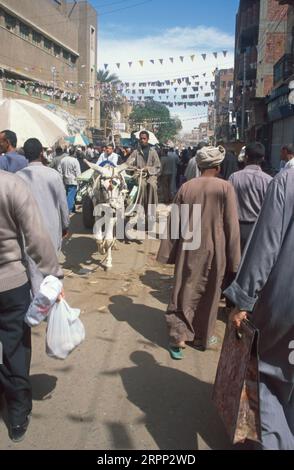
[168,346,184,360]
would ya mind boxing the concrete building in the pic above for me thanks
[0,0,100,129]
[213,68,234,142]
[265,0,294,170]
[234,0,288,148]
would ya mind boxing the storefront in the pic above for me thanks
[267,85,294,172]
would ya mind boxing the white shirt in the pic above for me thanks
[284,158,294,170]
[97,152,119,166]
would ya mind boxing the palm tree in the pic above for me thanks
[97,69,120,85]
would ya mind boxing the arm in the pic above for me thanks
[13,178,63,279]
[224,178,285,312]
[57,175,70,233]
[223,183,241,273]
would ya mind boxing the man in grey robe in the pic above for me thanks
[127,131,161,219]
[158,146,240,359]
[19,138,69,295]
[225,169,294,450]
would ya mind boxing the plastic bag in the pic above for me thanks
[25,276,63,327]
[46,299,85,360]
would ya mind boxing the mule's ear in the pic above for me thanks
[85,160,103,174]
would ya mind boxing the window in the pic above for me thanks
[44,38,52,52]
[54,45,61,57]
[90,26,95,51]
[32,31,42,45]
[5,13,16,31]
[70,55,77,65]
[63,49,70,61]
[19,22,30,40]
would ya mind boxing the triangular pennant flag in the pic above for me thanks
[190,55,195,62]
[139,60,144,67]
[128,62,133,68]
[104,64,108,70]
[150,59,155,64]
[169,57,174,63]
[213,52,218,59]
[174,88,178,92]
[223,51,228,57]
[180,56,184,62]
[116,63,120,69]
[201,54,207,61]
[203,73,206,77]
[159,59,164,65]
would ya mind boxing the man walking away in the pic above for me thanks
[50,146,66,175]
[229,142,272,252]
[0,170,63,442]
[0,130,28,172]
[60,150,81,213]
[157,146,240,359]
[225,168,294,450]
[18,138,69,294]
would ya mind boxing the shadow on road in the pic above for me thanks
[62,235,98,274]
[104,351,231,450]
[30,374,58,401]
[139,270,172,305]
[109,295,167,349]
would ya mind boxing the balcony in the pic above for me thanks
[274,53,294,86]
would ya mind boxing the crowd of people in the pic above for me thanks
[0,127,293,450]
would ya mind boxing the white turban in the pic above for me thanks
[196,145,226,169]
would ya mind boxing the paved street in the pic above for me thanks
[0,211,231,450]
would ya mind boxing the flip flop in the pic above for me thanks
[168,346,184,360]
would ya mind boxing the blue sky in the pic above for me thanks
[93,0,239,132]
[93,0,239,37]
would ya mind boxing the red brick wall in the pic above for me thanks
[263,74,274,95]
[265,32,286,63]
[267,0,288,21]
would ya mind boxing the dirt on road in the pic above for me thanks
[0,212,231,450]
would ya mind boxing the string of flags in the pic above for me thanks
[103,51,229,70]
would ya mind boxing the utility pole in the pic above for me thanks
[241,52,247,142]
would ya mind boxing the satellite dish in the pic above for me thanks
[289,90,294,105]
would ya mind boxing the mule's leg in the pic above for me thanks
[105,245,113,270]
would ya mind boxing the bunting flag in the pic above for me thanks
[190,54,195,62]
[223,51,228,57]
[128,62,132,68]
[201,54,207,61]
[139,60,144,67]
[213,52,218,59]
[104,64,108,70]
[180,56,184,63]
[203,73,206,77]
[159,59,164,65]
[116,63,120,69]
[150,59,155,64]
[169,57,174,63]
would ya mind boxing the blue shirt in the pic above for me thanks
[0,151,28,173]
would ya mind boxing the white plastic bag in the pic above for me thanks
[25,276,63,327]
[46,299,85,360]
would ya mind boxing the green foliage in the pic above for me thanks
[130,101,182,143]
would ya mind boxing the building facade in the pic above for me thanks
[213,68,234,143]
[0,0,100,129]
[234,0,288,151]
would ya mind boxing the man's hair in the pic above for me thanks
[1,130,17,148]
[140,131,149,139]
[23,138,43,162]
[107,143,114,149]
[55,146,63,156]
[245,142,265,163]
[282,144,294,155]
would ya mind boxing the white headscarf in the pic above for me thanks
[196,145,226,169]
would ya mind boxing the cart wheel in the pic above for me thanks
[82,195,95,229]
